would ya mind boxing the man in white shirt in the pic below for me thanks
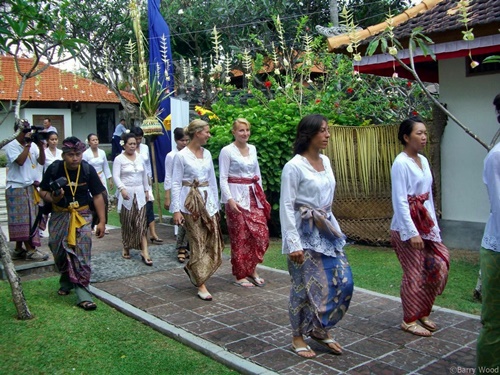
[4,119,49,261]
[43,118,58,133]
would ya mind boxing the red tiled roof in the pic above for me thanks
[0,55,137,103]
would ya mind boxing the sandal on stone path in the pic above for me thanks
[122,249,131,260]
[233,280,255,288]
[310,335,343,355]
[291,345,316,358]
[177,248,188,263]
[77,301,97,311]
[248,276,266,287]
[401,321,432,337]
[419,317,437,332]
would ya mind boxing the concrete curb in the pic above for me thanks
[90,286,279,375]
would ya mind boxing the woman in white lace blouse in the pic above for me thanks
[219,118,270,288]
[171,119,224,301]
[280,114,352,359]
[113,133,153,266]
[391,116,449,337]
[83,133,113,233]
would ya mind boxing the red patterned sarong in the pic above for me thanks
[226,188,269,280]
[391,230,449,323]
[407,193,434,235]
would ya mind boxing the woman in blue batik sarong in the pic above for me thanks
[280,114,353,359]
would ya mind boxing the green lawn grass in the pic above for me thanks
[263,242,481,315]
[0,277,237,375]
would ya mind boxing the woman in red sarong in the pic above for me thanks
[390,116,450,337]
[219,118,270,288]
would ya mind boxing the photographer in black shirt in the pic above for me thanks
[40,137,105,311]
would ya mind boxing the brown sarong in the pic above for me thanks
[182,179,223,286]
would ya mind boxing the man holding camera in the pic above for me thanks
[5,120,49,261]
[39,136,106,311]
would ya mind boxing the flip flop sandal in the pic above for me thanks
[401,321,432,337]
[57,288,71,296]
[419,317,437,332]
[233,280,255,288]
[177,249,188,263]
[77,301,97,311]
[291,345,316,358]
[248,276,266,287]
[310,336,343,355]
[122,249,131,259]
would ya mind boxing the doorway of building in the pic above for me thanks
[96,109,115,143]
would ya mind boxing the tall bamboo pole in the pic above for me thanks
[149,141,163,223]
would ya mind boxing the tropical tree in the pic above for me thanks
[62,0,138,117]
[0,0,85,320]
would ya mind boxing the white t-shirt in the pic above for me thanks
[5,140,40,188]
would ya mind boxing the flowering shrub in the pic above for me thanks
[188,16,433,234]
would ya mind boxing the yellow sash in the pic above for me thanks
[52,204,89,247]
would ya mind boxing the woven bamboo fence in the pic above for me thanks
[325,124,438,245]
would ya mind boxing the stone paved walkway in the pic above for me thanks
[81,223,479,375]
[4,221,480,374]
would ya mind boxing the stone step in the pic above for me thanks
[0,259,56,280]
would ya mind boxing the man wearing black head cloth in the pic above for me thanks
[39,136,106,311]
[4,119,49,261]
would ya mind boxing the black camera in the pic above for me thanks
[49,177,68,196]
[23,125,48,143]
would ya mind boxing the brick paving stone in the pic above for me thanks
[379,348,437,372]
[433,326,479,346]
[407,337,462,357]
[344,337,399,359]
[372,326,425,346]
[180,317,228,335]
[201,326,249,346]
[280,361,342,375]
[255,326,292,348]
[346,360,409,375]
[443,347,477,369]
[251,348,307,372]
[415,358,457,375]
[314,349,371,372]
[455,318,483,333]
[232,318,280,336]
[225,336,276,357]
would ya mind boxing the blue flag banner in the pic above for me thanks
[148,0,175,182]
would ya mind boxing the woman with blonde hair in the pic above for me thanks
[171,119,223,301]
[219,118,270,287]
